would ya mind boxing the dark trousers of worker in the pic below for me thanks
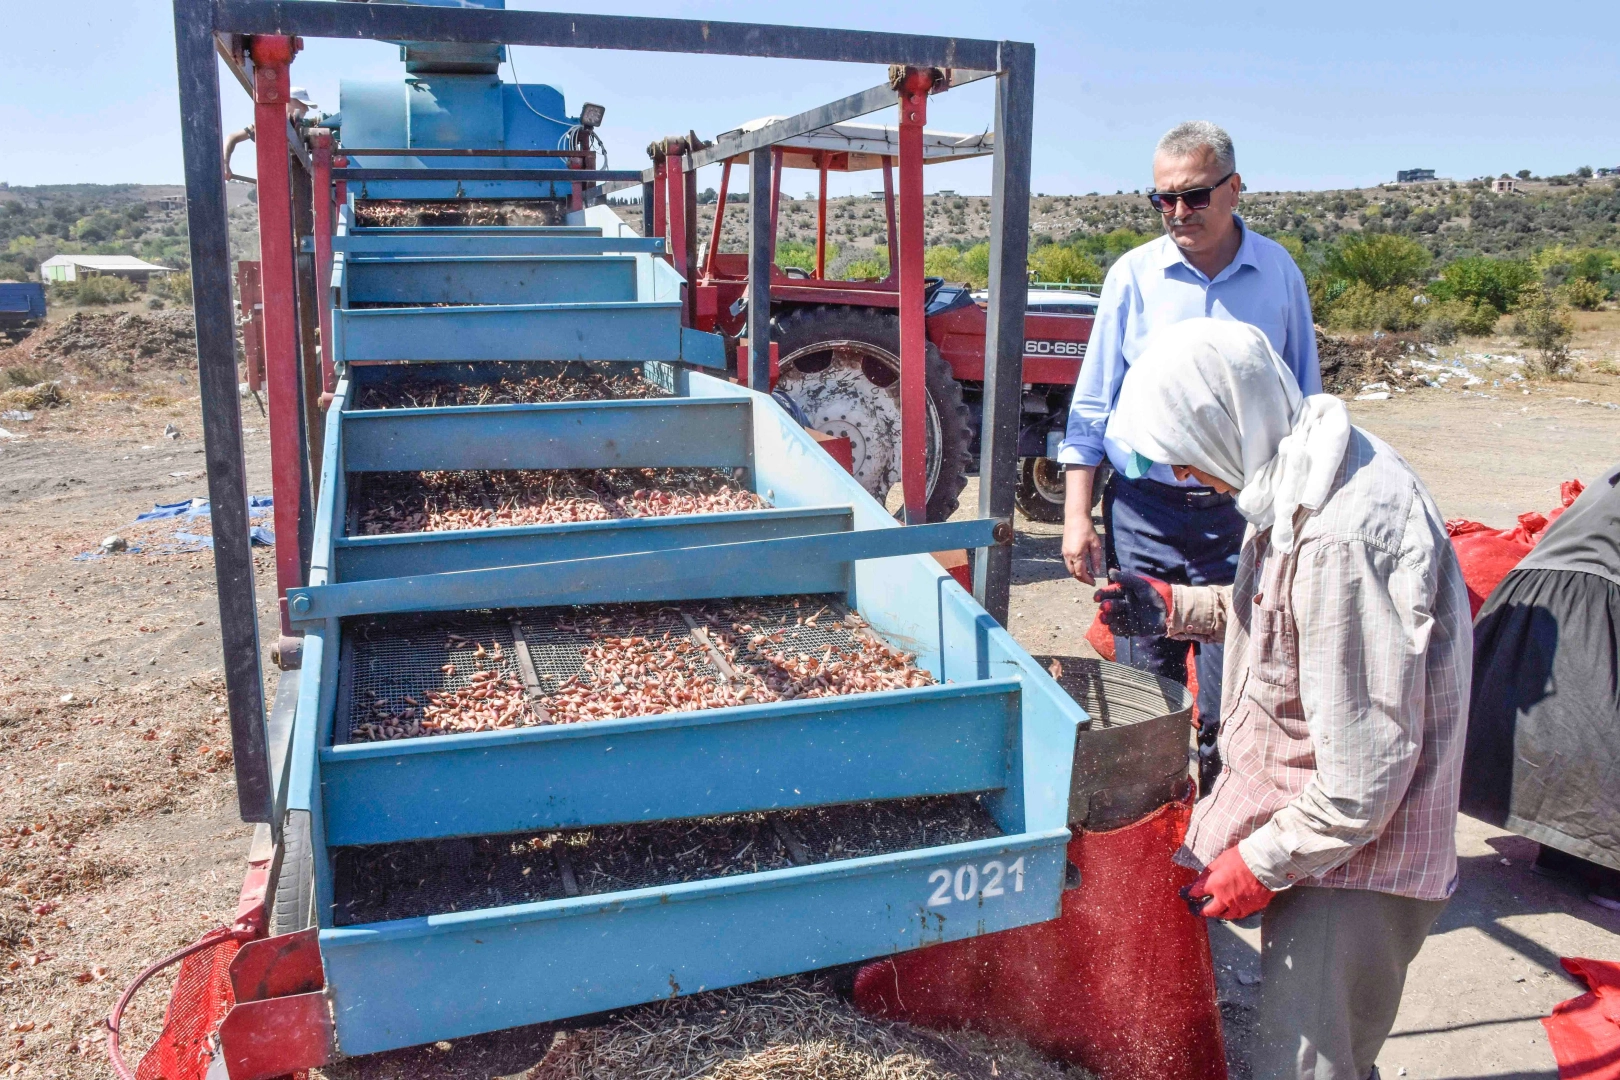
[1253,886,1448,1080]
[1104,474,1244,795]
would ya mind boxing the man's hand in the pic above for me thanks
[1094,570,1173,637]
[1062,465,1104,584]
[1183,846,1275,921]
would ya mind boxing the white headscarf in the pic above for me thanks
[1105,318,1350,553]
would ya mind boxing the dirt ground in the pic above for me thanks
[0,314,1617,1078]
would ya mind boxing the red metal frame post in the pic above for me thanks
[310,129,336,393]
[704,160,731,278]
[249,34,306,638]
[815,153,829,279]
[896,70,933,524]
[666,143,689,279]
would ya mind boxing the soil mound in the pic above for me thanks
[1316,327,1430,396]
[27,310,197,380]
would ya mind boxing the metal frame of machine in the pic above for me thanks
[168,0,1046,1069]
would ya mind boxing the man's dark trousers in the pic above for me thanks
[1105,474,1245,795]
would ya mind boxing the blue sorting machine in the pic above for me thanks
[280,205,1089,1056]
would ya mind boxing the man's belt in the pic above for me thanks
[1118,473,1235,510]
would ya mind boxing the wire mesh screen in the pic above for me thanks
[338,596,929,744]
[350,361,673,410]
[342,613,522,743]
[331,795,1002,926]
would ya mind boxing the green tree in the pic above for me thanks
[961,243,991,287]
[1324,233,1432,290]
[1028,245,1104,286]
[1428,256,1536,312]
[923,245,969,282]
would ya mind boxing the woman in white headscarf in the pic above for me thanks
[1093,318,1471,1080]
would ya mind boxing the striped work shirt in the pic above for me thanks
[1168,429,1473,900]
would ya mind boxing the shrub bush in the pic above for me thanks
[76,275,134,305]
[1322,282,1425,332]
[156,271,192,305]
[1555,277,1607,310]
[1421,299,1500,343]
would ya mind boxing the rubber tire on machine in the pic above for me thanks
[1015,458,1111,524]
[770,305,973,522]
[271,809,315,936]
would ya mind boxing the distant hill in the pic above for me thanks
[8,175,1615,286]
[0,182,257,282]
[676,175,1620,276]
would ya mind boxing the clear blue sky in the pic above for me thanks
[3,1,1617,198]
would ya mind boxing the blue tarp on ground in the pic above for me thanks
[76,496,276,559]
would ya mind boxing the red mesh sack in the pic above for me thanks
[1542,957,1620,1080]
[855,796,1226,1080]
[1447,479,1583,617]
[135,936,241,1080]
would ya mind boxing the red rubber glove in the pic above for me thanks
[1183,846,1275,920]
[1094,570,1174,637]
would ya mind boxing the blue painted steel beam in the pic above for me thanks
[333,301,682,364]
[334,168,645,182]
[321,679,1020,845]
[345,226,601,236]
[332,235,665,256]
[321,829,1069,1055]
[333,506,853,582]
[287,517,1003,623]
[342,255,638,307]
[340,398,752,473]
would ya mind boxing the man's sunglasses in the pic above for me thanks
[1148,172,1236,213]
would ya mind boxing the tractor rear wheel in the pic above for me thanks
[771,305,973,522]
[271,809,315,935]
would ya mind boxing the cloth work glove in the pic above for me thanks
[1093,569,1173,638]
[1182,845,1276,920]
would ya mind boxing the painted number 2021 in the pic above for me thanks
[927,858,1025,907]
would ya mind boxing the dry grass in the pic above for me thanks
[529,977,1092,1080]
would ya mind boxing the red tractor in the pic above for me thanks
[662,120,1097,523]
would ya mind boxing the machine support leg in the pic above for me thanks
[249,35,309,641]
[747,146,775,392]
[311,131,335,394]
[641,180,655,238]
[896,70,932,525]
[974,43,1036,624]
[171,0,271,823]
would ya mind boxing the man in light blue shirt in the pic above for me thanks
[1059,121,1320,792]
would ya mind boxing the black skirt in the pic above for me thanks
[1460,567,1620,871]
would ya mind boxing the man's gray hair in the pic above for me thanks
[1156,121,1235,174]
